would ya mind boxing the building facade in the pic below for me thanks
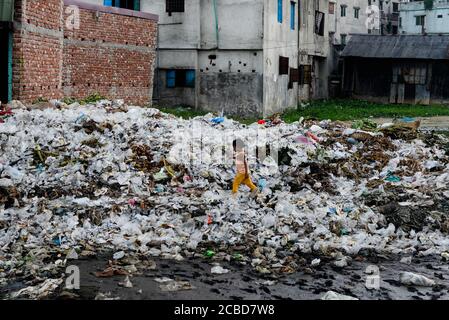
[400,0,449,34]
[0,0,158,105]
[133,0,302,117]
[342,34,449,104]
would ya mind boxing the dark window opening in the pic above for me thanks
[341,5,347,17]
[289,67,299,89]
[166,69,195,88]
[416,15,425,26]
[0,27,11,103]
[104,0,140,11]
[315,11,325,35]
[166,0,185,13]
[393,2,399,13]
[279,56,289,75]
[299,65,312,85]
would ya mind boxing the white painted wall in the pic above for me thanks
[263,0,299,115]
[331,0,370,44]
[400,0,449,34]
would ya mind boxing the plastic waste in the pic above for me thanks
[321,291,358,300]
[400,272,435,287]
[211,265,230,275]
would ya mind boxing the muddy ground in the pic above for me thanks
[2,253,449,300]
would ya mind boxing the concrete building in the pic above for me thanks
[380,0,400,35]
[98,0,306,117]
[131,0,302,117]
[399,0,449,34]
[298,0,331,100]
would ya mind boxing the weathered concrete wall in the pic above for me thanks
[200,0,264,50]
[263,0,299,116]
[400,1,449,34]
[196,49,264,116]
[331,0,370,44]
[12,0,64,102]
[198,72,263,117]
[298,0,330,101]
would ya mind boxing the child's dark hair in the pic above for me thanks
[232,138,245,152]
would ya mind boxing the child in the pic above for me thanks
[232,138,258,197]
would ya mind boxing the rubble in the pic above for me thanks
[1,100,449,291]
[399,272,436,287]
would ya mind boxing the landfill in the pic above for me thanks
[1,99,449,298]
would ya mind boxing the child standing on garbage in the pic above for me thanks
[232,138,258,197]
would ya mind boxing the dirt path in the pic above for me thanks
[3,253,447,300]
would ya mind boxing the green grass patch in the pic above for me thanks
[282,99,449,123]
[156,106,209,119]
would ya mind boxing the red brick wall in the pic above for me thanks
[12,0,158,106]
[12,0,64,102]
[62,5,158,106]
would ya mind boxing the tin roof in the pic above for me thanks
[341,34,449,60]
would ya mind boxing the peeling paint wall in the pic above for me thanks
[263,0,299,116]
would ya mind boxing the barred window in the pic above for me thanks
[166,0,185,13]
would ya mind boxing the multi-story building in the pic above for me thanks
[379,0,400,35]
[399,0,449,34]
[101,0,327,117]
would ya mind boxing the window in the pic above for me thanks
[315,11,325,35]
[329,2,335,14]
[166,0,185,13]
[290,2,296,30]
[341,5,347,17]
[341,34,347,45]
[278,0,283,23]
[279,56,289,75]
[103,0,140,11]
[393,3,399,13]
[416,15,425,26]
[289,67,299,89]
[299,65,312,85]
[354,7,360,19]
[368,0,372,5]
[379,1,383,11]
[166,69,195,88]
[438,14,443,18]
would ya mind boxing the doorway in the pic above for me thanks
[0,24,12,103]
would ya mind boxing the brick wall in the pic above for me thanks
[12,0,64,102]
[62,2,158,105]
[11,0,158,106]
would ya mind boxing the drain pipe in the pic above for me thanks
[213,0,219,48]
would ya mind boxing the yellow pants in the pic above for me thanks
[232,173,257,193]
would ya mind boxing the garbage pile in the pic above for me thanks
[1,100,449,289]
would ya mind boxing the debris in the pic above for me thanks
[11,279,63,299]
[1,99,449,284]
[321,291,358,300]
[400,256,412,265]
[95,266,128,278]
[311,258,321,267]
[118,276,133,288]
[155,278,194,292]
[400,272,435,287]
[66,249,79,260]
[211,265,230,275]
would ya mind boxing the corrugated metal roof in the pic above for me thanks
[341,34,449,60]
